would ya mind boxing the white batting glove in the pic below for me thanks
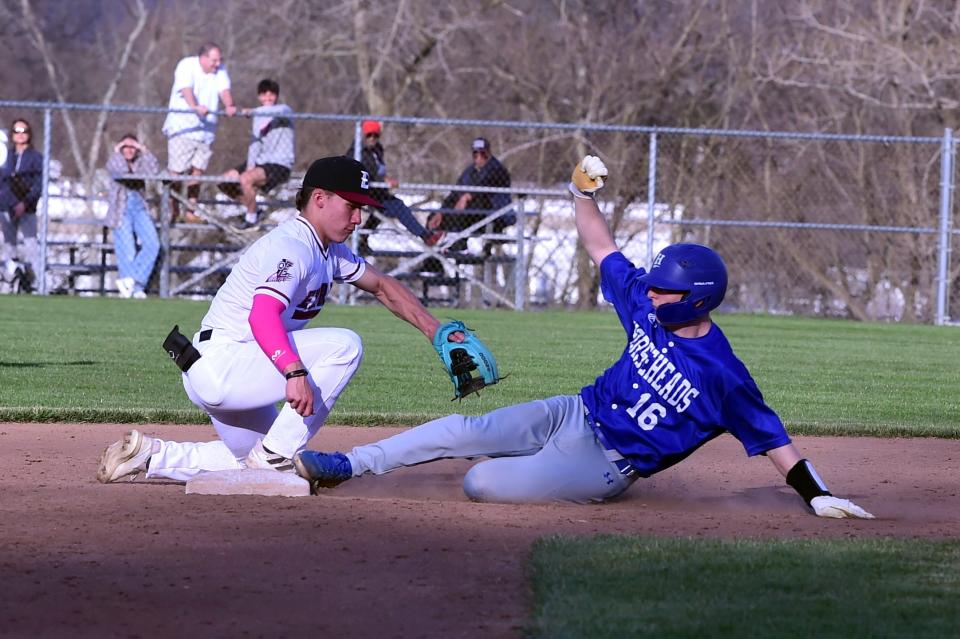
[569,155,609,198]
[810,496,875,519]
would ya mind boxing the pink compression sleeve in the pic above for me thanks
[249,294,300,373]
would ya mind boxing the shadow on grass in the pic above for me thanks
[0,360,96,367]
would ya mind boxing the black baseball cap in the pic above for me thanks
[301,156,383,209]
[472,137,490,152]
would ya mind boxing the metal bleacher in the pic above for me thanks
[43,177,532,308]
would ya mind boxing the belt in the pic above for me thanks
[199,329,213,342]
[583,406,638,479]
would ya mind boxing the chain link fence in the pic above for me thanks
[649,129,951,323]
[1,100,956,324]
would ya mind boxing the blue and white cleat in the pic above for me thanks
[293,451,353,492]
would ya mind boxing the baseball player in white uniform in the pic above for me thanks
[96,156,460,483]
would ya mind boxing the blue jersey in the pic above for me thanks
[580,252,790,477]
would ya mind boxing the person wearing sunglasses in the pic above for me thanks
[105,134,161,298]
[0,118,43,290]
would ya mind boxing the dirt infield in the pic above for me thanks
[1,423,957,638]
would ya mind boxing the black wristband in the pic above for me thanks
[786,459,832,505]
[284,369,308,380]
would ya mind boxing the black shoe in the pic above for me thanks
[234,213,261,231]
[421,256,444,273]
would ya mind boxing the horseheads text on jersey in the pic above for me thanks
[627,321,700,414]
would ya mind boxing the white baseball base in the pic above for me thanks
[185,469,311,497]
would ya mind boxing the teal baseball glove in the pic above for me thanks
[433,320,501,399]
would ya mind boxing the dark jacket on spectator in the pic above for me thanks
[345,142,390,203]
[0,147,43,214]
[442,155,512,214]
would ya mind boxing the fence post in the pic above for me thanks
[936,128,954,325]
[646,132,658,269]
[159,181,171,298]
[514,195,526,310]
[37,108,52,295]
[344,120,365,307]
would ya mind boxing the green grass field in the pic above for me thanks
[2,295,958,637]
[529,536,960,638]
[1,295,959,436]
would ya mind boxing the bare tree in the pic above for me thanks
[17,0,150,194]
[4,0,958,318]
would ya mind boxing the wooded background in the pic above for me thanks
[4,0,959,320]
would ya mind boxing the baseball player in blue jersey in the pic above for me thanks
[295,155,874,519]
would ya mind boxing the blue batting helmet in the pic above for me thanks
[638,243,727,325]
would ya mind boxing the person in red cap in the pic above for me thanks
[348,120,443,253]
[96,155,466,484]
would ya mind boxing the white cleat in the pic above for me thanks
[4,259,20,280]
[116,276,135,298]
[96,429,155,483]
[244,439,296,474]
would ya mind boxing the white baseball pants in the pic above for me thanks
[346,394,636,503]
[145,327,362,481]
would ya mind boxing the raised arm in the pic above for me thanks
[570,155,618,268]
[105,152,129,179]
[137,146,161,175]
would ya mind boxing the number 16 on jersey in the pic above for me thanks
[626,393,667,431]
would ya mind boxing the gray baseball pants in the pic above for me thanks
[346,394,636,503]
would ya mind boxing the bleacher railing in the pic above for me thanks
[0,100,956,324]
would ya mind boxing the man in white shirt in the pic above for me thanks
[162,42,236,222]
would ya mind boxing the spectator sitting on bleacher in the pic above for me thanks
[105,134,161,299]
[429,136,515,254]
[0,117,43,291]
[218,78,295,231]
[348,120,443,253]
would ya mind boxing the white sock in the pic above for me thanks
[245,211,258,224]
